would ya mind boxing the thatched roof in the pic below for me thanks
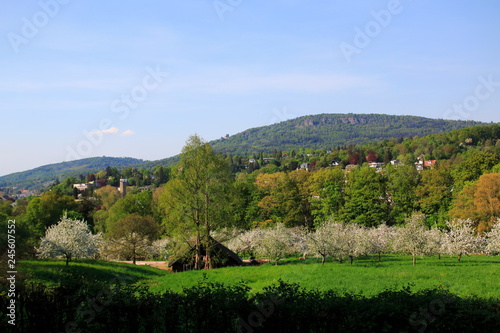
[168,236,242,267]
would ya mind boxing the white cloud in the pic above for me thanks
[121,129,135,136]
[89,127,119,137]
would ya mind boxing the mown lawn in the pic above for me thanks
[148,254,500,298]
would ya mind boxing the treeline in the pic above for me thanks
[2,279,499,332]
[3,124,500,259]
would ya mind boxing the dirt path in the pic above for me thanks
[115,261,171,271]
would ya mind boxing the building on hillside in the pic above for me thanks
[73,183,90,191]
[368,162,384,171]
[415,159,437,171]
[299,163,310,171]
[119,179,128,198]
[424,160,437,168]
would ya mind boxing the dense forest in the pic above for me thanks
[2,123,500,261]
[210,113,484,155]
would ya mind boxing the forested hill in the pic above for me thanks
[0,157,146,191]
[0,114,486,191]
[210,113,484,155]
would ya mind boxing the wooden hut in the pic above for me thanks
[169,237,243,272]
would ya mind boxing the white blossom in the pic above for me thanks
[290,226,310,257]
[255,224,295,265]
[37,215,102,265]
[442,219,481,262]
[393,214,429,265]
[425,227,445,257]
[367,223,396,261]
[307,222,338,264]
[342,224,370,264]
[486,220,500,255]
[227,228,264,256]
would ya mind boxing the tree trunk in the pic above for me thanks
[194,231,201,270]
[349,256,353,265]
[132,242,136,265]
[204,193,212,270]
[378,251,381,262]
[412,254,416,266]
[458,254,462,262]
[194,209,202,270]
[321,255,325,265]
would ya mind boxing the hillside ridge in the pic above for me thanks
[0,113,486,190]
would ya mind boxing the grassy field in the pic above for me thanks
[19,255,500,299]
[19,259,163,285]
[148,255,500,298]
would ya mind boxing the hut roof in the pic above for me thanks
[168,236,242,267]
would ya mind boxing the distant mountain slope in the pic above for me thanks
[0,157,147,191]
[0,113,487,191]
[210,113,484,155]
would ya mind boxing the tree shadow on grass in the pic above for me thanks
[20,259,164,285]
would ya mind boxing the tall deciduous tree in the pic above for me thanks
[386,164,420,224]
[309,168,345,226]
[108,213,159,264]
[340,166,388,227]
[415,162,453,227]
[451,151,499,191]
[159,135,232,269]
[474,173,500,232]
[449,181,479,224]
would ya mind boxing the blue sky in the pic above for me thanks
[1,0,500,176]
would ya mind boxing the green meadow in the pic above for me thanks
[148,255,500,298]
[19,259,163,286]
[21,255,500,299]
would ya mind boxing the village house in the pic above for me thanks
[368,162,384,172]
